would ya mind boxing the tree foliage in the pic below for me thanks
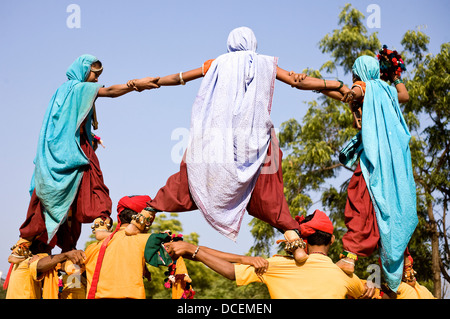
[402,37,450,297]
[249,3,448,297]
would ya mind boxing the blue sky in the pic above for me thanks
[0,0,448,281]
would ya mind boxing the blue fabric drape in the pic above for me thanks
[30,54,102,243]
[185,27,278,240]
[343,55,418,292]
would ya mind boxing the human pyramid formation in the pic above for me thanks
[4,27,435,299]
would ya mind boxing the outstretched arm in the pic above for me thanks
[154,59,216,86]
[37,250,86,274]
[165,241,236,280]
[155,68,204,86]
[196,246,268,275]
[276,67,348,93]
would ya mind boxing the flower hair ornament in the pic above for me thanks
[377,45,407,82]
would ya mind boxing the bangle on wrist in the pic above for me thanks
[393,78,403,86]
[179,72,185,85]
[192,246,200,259]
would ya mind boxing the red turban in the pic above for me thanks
[296,209,334,237]
[117,195,151,214]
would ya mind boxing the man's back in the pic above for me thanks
[396,282,436,299]
[85,228,150,299]
[6,254,47,299]
[235,254,365,299]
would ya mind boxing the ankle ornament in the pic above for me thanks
[131,209,156,232]
[340,250,358,261]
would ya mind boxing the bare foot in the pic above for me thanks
[125,223,141,236]
[292,247,308,263]
[336,257,355,275]
[284,230,308,263]
[9,238,32,263]
[95,230,112,241]
[91,217,113,241]
[8,255,26,264]
[403,256,416,287]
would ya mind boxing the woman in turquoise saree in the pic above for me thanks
[10,55,160,257]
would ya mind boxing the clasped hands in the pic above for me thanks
[288,71,353,101]
[127,77,160,92]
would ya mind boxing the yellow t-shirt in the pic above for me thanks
[396,282,436,299]
[235,254,365,299]
[40,263,87,299]
[84,228,151,299]
[5,254,47,299]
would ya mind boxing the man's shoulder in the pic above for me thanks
[267,255,296,266]
[85,241,102,256]
[269,254,294,261]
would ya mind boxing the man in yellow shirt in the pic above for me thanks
[393,282,436,299]
[36,250,86,299]
[5,239,50,299]
[84,195,172,299]
[165,210,375,299]
[5,239,85,299]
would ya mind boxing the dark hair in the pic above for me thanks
[299,213,333,246]
[352,72,361,82]
[119,208,138,224]
[92,60,102,68]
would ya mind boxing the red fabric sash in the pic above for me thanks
[86,221,120,299]
[3,263,13,290]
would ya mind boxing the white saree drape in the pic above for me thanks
[186,27,278,240]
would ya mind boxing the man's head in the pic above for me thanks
[118,208,138,225]
[297,210,335,247]
[117,195,153,227]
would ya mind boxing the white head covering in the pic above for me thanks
[185,27,278,240]
[227,26,258,52]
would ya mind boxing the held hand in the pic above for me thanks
[164,241,196,260]
[358,283,377,299]
[242,256,269,276]
[341,88,355,103]
[128,77,161,92]
[339,84,351,96]
[64,250,86,265]
[288,71,307,87]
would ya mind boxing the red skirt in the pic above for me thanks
[342,162,380,257]
[19,133,112,251]
[149,137,300,233]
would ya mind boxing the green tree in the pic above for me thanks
[249,3,449,297]
[402,36,450,298]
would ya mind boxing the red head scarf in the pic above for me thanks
[296,209,334,238]
[117,195,151,214]
[88,195,152,299]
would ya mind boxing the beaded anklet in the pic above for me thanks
[340,250,358,261]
